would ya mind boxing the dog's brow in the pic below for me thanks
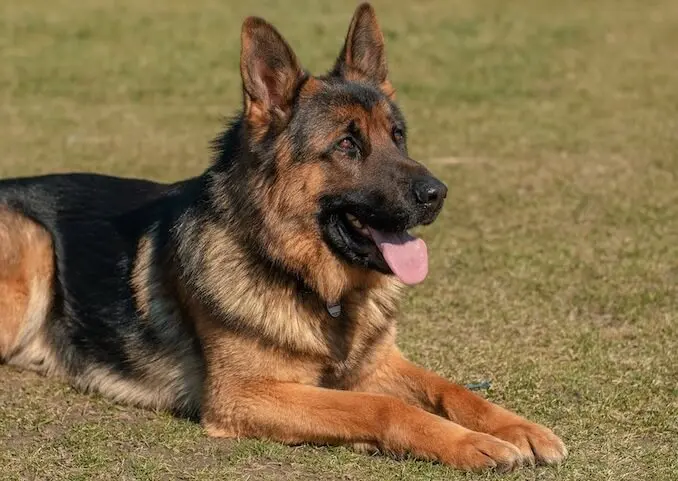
[347,120,369,144]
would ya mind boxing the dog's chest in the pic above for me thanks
[317,295,397,389]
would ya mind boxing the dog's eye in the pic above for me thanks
[338,138,356,150]
[393,127,405,143]
[337,137,359,157]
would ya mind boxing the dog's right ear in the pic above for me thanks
[240,17,305,131]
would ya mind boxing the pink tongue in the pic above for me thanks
[367,227,429,285]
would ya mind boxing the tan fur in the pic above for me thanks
[185,217,400,357]
[202,378,526,471]
[258,160,365,302]
[0,208,58,374]
[74,347,201,414]
[355,349,568,465]
[110,232,203,413]
[131,233,153,320]
[298,76,322,98]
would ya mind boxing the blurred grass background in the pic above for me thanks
[1,1,677,480]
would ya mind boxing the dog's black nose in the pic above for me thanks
[413,177,447,209]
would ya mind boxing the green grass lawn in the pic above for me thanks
[1,0,677,479]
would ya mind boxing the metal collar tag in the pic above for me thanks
[327,302,341,318]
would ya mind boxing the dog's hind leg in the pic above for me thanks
[0,207,57,374]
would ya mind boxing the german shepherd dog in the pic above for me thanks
[0,3,566,471]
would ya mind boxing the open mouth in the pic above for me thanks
[328,212,429,285]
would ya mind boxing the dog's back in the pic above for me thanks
[0,174,205,415]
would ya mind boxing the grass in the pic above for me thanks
[1,0,677,479]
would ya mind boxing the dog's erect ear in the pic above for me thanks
[331,3,394,98]
[240,17,305,128]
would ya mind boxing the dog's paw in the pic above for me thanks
[351,442,380,455]
[444,431,524,472]
[490,421,567,466]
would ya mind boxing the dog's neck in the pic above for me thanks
[172,209,401,356]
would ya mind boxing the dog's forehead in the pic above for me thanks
[322,81,383,109]
[295,79,404,137]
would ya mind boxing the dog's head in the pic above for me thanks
[223,3,446,300]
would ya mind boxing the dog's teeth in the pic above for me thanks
[346,214,363,229]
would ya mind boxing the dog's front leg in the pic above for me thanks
[201,380,524,471]
[356,349,567,466]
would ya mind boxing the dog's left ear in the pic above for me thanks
[331,3,394,98]
[240,17,306,129]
